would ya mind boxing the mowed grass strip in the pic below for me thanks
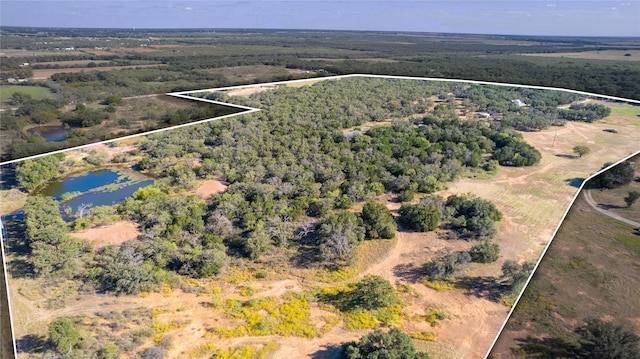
[0,85,54,105]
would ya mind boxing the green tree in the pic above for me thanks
[501,260,535,300]
[15,154,64,191]
[245,220,272,260]
[348,275,399,311]
[594,162,635,189]
[103,95,123,106]
[99,343,120,359]
[624,191,640,208]
[10,91,32,105]
[318,211,365,266]
[101,244,158,295]
[399,203,441,232]
[469,241,500,263]
[573,145,591,158]
[423,251,471,281]
[575,319,640,359]
[24,196,80,277]
[361,201,397,240]
[445,195,501,240]
[48,318,81,354]
[343,328,430,359]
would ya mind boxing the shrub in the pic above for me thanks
[348,275,399,311]
[343,328,430,359]
[469,241,500,263]
[48,318,81,354]
[141,346,165,359]
[361,201,397,239]
[423,251,471,281]
[399,203,441,232]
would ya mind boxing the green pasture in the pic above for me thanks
[0,85,55,106]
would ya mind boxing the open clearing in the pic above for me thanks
[489,193,640,358]
[4,77,640,359]
[69,220,140,250]
[193,179,228,199]
[519,50,640,61]
[0,85,54,106]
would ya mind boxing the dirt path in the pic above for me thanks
[583,190,640,227]
[557,98,590,110]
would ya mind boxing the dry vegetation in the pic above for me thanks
[489,193,640,358]
[5,88,640,359]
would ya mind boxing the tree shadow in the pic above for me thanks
[565,178,584,188]
[16,334,48,353]
[291,227,322,268]
[1,217,28,254]
[597,203,624,210]
[456,276,503,303]
[392,263,422,283]
[7,258,34,279]
[512,336,578,358]
[310,344,343,359]
[291,243,322,268]
[0,163,19,189]
[555,154,576,159]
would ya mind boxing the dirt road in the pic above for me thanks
[583,190,640,227]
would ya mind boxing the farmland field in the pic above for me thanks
[519,49,640,61]
[0,85,54,106]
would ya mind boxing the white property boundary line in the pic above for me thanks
[2,73,639,167]
[482,149,640,359]
[0,74,639,357]
[0,219,18,359]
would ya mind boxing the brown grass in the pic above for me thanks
[489,196,640,358]
[70,220,140,249]
[193,179,228,199]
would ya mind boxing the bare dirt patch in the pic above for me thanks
[69,220,140,249]
[226,85,278,97]
[193,179,228,199]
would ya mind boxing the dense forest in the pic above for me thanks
[2,28,637,162]
[6,69,623,359]
[2,29,639,100]
[12,78,564,292]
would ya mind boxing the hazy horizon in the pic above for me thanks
[1,1,638,37]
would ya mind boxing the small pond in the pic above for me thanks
[28,125,69,142]
[38,169,123,200]
[36,168,154,219]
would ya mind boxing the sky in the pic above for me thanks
[1,1,638,37]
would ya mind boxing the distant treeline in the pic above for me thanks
[1,28,639,100]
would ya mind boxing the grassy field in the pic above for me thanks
[0,49,85,57]
[519,49,640,61]
[489,194,640,358]
[0,85,54,106]
[589,155,640,224]
[33,60,112,66]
